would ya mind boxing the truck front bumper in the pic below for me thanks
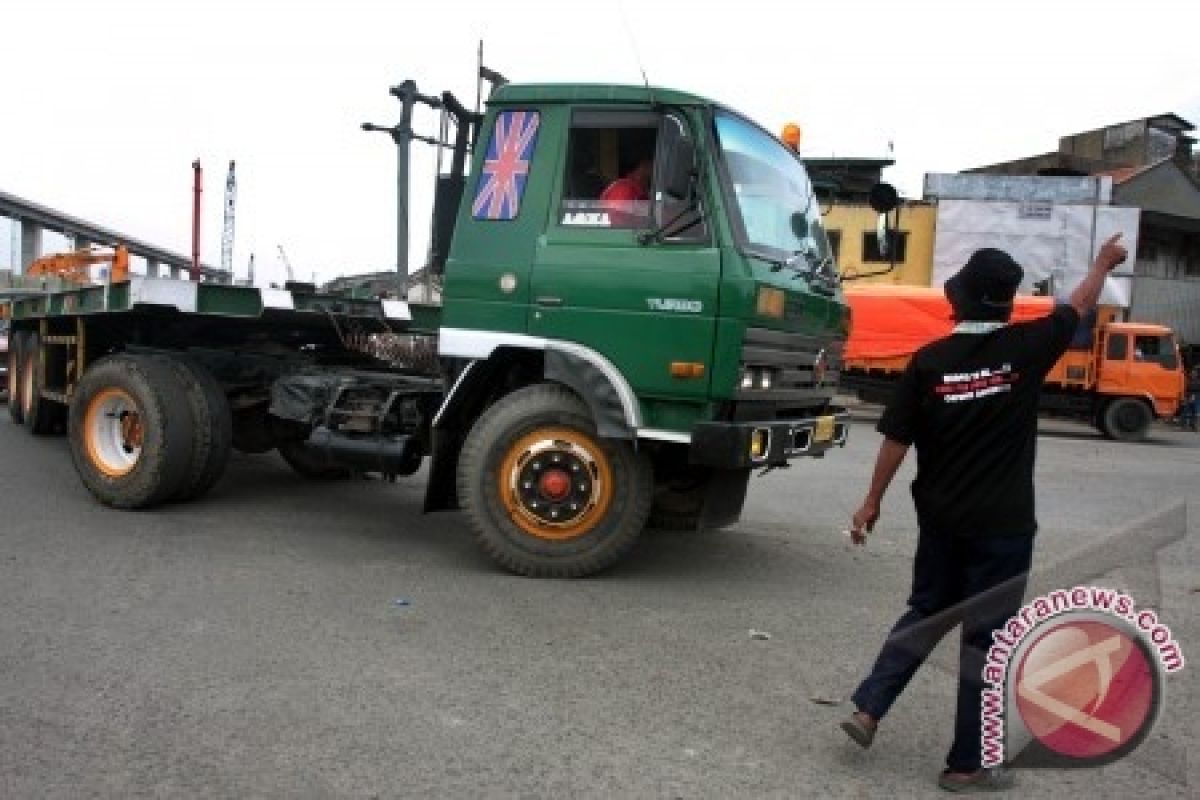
[688,410,850,469]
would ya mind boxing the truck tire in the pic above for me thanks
[153,355,234,501]
[1101,397,1152,442]
[649,470,710,531]
[457,383,653,578]
[278,440,352,479]
[7,330,27,423]
[68,354,196,509]
[22,332,66,435]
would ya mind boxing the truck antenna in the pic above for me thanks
[617,0,654,100]
[475,40,483,117]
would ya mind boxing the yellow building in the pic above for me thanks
[824,201,937,286]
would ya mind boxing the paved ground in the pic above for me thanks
[0,407,1196,799]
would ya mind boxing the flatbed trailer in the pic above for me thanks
[5,277,444,497]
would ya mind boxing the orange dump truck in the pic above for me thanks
[840,285,1185,441]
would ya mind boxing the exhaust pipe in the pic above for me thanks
[307,426,423,476]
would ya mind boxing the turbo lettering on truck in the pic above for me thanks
[646,298,703,313]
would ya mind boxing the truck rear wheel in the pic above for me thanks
[69,355,196,508]
[7,330,28,423]
[457,383,652,577]
[1101,397,1152,442]
[22,332,66,435]
[153,355,234,501]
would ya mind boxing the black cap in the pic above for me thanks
[944,248,1024,321]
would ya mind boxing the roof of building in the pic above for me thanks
[1072,112,1196,138]
[1135,113,1194,133]
[1091,162,1158,184]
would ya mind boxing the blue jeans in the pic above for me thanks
[851,529,1034,772]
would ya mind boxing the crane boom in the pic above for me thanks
[220,160,237,274]
[277,244,294,282]
[27,246,130,284]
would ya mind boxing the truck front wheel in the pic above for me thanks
[457,383,652,577]
[1101,397,1152,442]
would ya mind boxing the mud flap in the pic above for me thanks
[423,428,464,512]
[698,468,750,530]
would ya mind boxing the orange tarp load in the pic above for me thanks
[844,285,1055,364]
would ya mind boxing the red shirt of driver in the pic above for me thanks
[600,177,649,226]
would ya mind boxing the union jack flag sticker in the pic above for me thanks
[472,110,540,221]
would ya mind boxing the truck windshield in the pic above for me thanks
[714,111,833,274]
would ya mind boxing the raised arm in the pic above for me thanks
[1069,233,1129,316]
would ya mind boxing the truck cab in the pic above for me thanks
[1096,322,1184,418]
[429,84,850,571]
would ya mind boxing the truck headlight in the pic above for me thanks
[740,369,755,390]
[759,369,774,389]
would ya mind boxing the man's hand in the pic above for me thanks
[1095,233,1128,273]
[849,500,880,546]
[1071,233,1129,315]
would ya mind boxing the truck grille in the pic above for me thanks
[737,327,843,405]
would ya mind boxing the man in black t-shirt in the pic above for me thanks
[838,235,1128,792]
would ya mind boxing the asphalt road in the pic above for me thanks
[0,408,1196,799]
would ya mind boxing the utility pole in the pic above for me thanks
[191,159,202,281]
[362,79,442,299]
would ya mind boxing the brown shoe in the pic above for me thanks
[938,768,1016,793]
[839,711,877,748]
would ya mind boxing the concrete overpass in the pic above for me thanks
[1,187,229,282]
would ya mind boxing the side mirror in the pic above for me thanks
[659,121,696,201]
[868,182,900,214]
[789,212,808,242]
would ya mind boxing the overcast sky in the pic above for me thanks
[2,0,1198,285]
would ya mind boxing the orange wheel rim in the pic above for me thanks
[498,426,614,541]
[83,387,142,477]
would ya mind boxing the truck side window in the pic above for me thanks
[1133,334,1178,369]
[1106,333,1128,361]
[863,231,908,263]
[652,113,708,242]
[561,110,659,229]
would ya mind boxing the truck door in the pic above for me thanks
[530,109,720,402]
[1096,330,1130,394]
[1129,332,1183,414]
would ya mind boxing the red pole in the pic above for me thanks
[191,159,202,281]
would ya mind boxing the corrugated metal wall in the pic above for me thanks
[931,199,1139,307]
[1130,278,1200,345]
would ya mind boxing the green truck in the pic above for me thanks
[4,80,856,577]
